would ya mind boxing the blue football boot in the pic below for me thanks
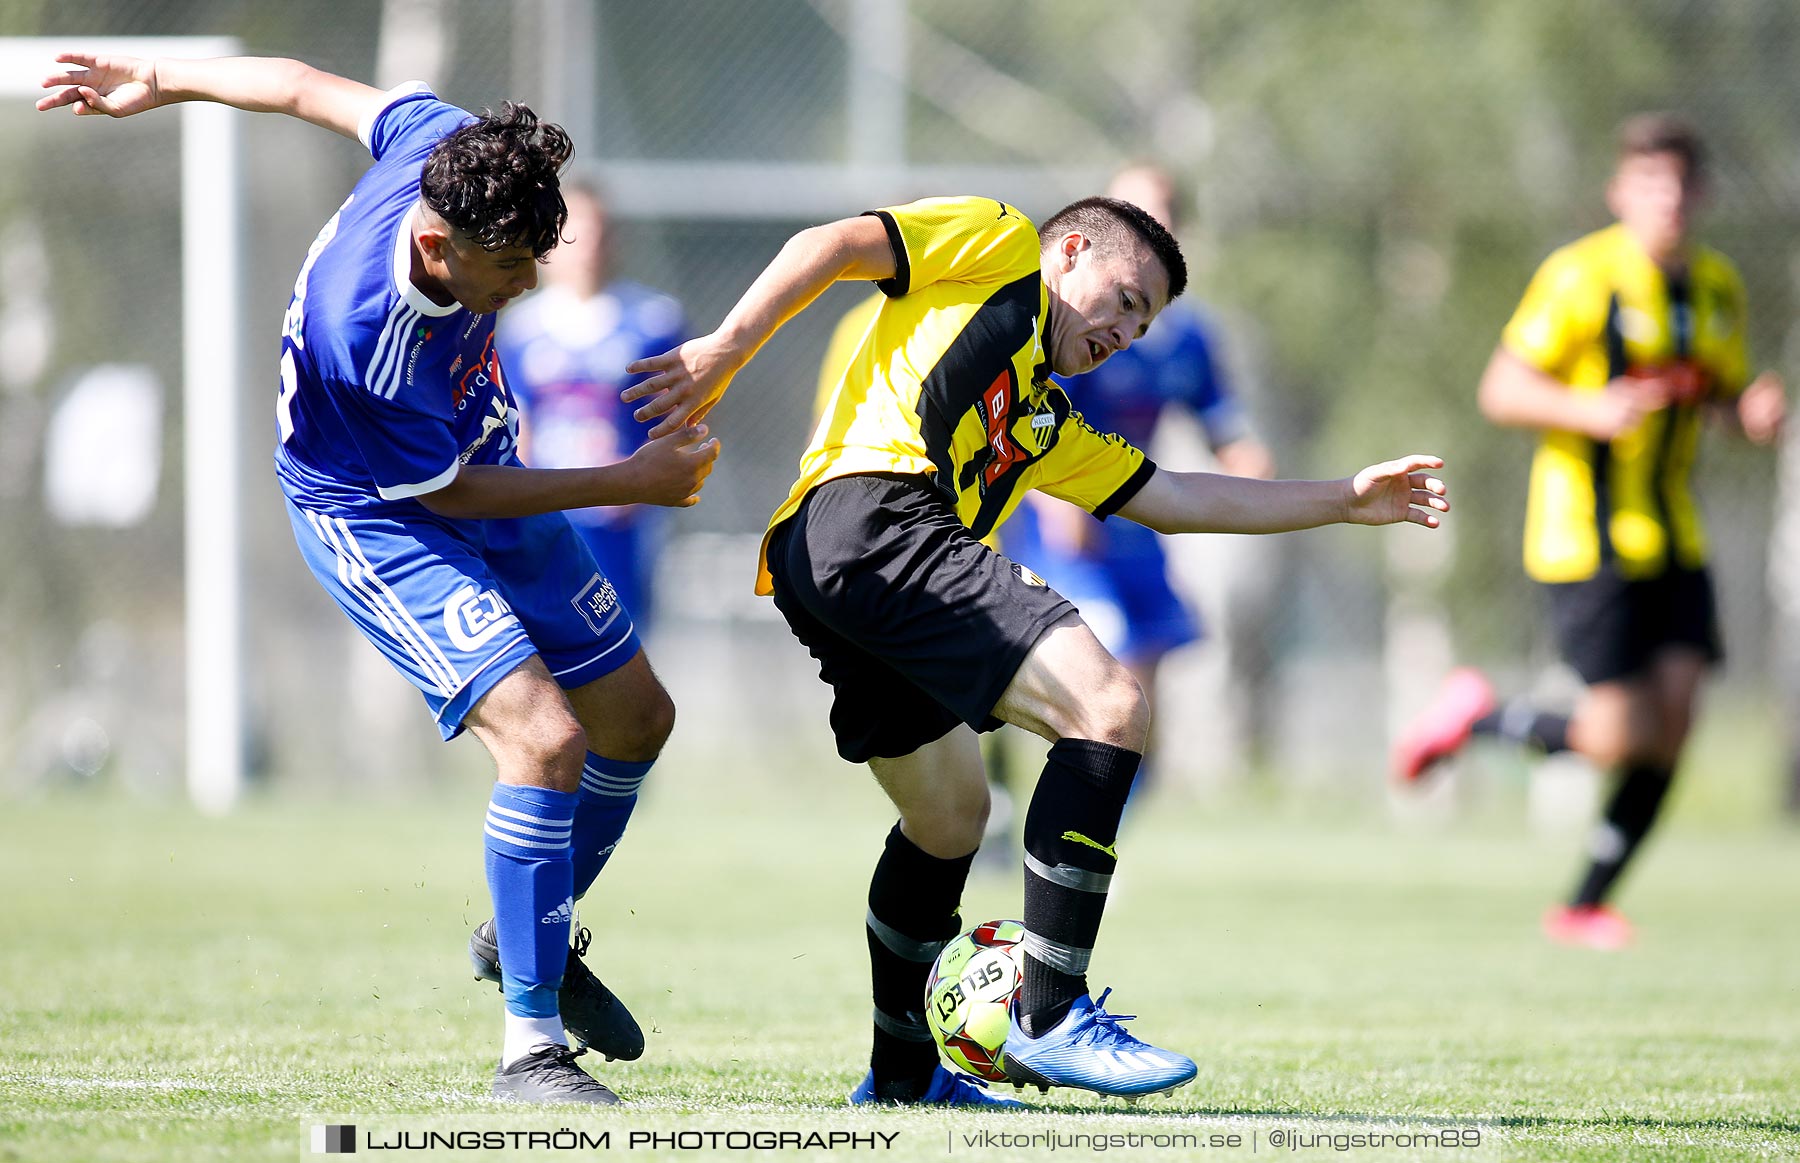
[849,1064,1028,1108]
[1000,989,1196,1100]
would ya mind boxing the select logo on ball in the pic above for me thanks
[923,919,1024,1082]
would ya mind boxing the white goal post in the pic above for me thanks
[1,37,246,814]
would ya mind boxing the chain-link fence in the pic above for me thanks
[4,0,1796,802]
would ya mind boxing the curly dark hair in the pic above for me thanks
[420,102,573,257]
[1038,196,1188,302]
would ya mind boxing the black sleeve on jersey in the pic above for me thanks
[1093,459,1158,521]
[864,210,911,298]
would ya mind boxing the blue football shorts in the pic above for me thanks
[287,499,642,739]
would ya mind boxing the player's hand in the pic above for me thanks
[1343,454,1448,528]
[37,53,162,117]
[621,424,722,507]
[1581,376,1668,440]
[623,333,746,439]
[1738,370,1786,446]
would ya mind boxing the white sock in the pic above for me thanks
[502,1012,568,1067]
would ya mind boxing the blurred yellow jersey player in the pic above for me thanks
[814,292,882,420]
[1394,113,1785,953]
[1505,221,1748,583]
[758,196,1151,594]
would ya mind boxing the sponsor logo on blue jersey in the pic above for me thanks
[572,574,623,638]
[443,584,520,651]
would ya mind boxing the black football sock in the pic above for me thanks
[1471,699,1572,754]
[1571,762,1673,907]
[1017,738,1140,1038]
[865,822,972,1098]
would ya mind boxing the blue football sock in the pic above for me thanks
[483,783,577,1019]
[571,753,652,899]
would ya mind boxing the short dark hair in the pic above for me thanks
[1618,112,1706,185]
[1038,196,1187,302]
[420,102,573,257]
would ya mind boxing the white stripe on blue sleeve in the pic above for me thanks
[375,460,461,501]
[357,81,436,153]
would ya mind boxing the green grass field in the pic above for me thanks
[3,757,1797,1162]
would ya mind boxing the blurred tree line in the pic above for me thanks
[908,0,1799,666]
[3,0,1795,789]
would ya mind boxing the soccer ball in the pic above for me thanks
[924,919,1024,1081]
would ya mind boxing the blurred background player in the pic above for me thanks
[1392,113,1785,950]
[1006,164,1274,789]
[37,50,719,1103]
[498,176,688,636]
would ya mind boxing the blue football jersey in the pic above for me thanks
[1053,301,1248,453]
[497,281,687,529]
[1047,301,1250,560]
[274,84,522,514]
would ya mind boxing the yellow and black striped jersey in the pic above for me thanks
[1501,223,1750,583]
[757,196,1151,594]
[815,291,1008,556]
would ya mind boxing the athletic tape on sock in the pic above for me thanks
[866,909,951,963]
[1025,850,1113,893]
[1021,930,1093,976]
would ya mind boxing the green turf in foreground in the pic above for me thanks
[1,786,1795,1162]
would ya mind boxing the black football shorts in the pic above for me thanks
[1542,564,1723,685]
[765,473,1077,763]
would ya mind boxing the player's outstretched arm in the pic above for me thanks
[38,53,384,141]
[417,425,722,521]
[623,214,896,438]
[1117,454,1448,535]
[1478,345,1665,440]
